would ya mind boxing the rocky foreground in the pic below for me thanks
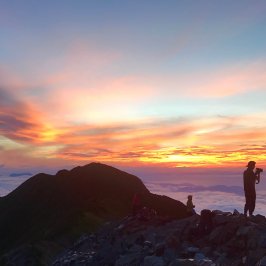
[52,209,266,266]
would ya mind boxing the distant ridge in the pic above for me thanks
[0,162,187,263]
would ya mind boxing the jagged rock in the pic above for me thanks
[51,208,266,266]
[212,210,231,216]
[233,209,240,216]
[250,214,266,224]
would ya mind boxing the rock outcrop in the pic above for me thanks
[52,210,266,266]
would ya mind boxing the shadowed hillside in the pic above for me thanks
[0,163,187,264]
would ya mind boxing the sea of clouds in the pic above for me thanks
[0,175,30,196]
[143,181,266,216]
[126,166,266,216]
[1,166,265,216]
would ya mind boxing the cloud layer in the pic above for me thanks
[144,181,266,216]
[1,88,266,168]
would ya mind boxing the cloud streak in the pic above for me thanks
[0,88,68,145]
[1,94,266,168]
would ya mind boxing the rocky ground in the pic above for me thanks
[52,209,266,266]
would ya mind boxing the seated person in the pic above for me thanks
[186,195,196,215]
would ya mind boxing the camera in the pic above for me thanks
[256,168,263,174]
[255,168,263,184]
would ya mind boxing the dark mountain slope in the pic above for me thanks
[0,163,187,261]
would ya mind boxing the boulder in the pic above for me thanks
[250,214,266,224]
[213,214,233,225]
[143,255,165,266]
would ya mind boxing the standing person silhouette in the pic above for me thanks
[243,161,261,217]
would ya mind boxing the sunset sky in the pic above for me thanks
[1,0,266,175]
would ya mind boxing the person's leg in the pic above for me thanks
[244,204,248,216]
[244,192,249,216]
[246,193,254,216]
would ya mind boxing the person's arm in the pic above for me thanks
[255,172,260,184]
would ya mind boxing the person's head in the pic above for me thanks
[188,195,192,200]
[246,161,256,170]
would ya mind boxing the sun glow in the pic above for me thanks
[135,145,266,168]
[39,126,61,142]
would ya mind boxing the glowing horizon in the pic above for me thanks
[1,1,266,170]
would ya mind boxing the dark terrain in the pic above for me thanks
[2,163,266,265]
[0,163,187,264]
[52,210,266,266]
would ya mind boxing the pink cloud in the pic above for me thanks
[0,65,28,90]
[1,89,265,168]
[148,61,266,99]
[38,74,158,124]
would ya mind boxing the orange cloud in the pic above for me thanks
[1,86,266,168]
[38,115,266,168]
[0,89,67,146]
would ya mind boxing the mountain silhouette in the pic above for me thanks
[0,163,187,262]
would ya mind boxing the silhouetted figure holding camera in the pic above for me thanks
[243,161,263,217]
